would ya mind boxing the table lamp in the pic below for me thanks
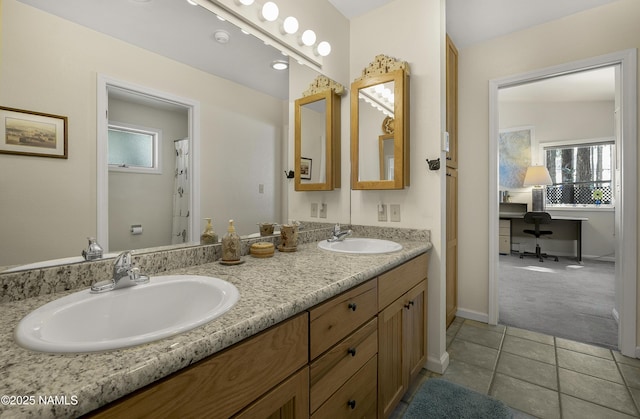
[523,165,552,212]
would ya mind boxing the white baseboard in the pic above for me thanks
[426,350,450,374]
[455,308,489,324]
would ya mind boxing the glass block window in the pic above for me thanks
[108,123,161,174]
[543,140,614,207]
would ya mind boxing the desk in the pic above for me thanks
[499,213,588,261]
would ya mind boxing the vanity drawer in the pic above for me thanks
[311,355,377,419]
[310,318,378,413]
[378,253,429,310]
[309,279,377,360]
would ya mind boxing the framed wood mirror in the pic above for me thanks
[294,76,343,191]
[351,55,410,190]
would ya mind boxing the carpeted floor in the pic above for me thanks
[498,254,617,350]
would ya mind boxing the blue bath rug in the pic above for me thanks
[403,378,513,419]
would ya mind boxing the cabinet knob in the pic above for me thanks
[347,399,357,409]
[347,347,357,357]
[404,300,415,309]
[348,302,357,311]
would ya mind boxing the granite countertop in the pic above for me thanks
[0,238,430,418]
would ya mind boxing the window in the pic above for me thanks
[108,122,161,174]
[543,139,614,207]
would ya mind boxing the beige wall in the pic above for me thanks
[350,0,446,366]
[457,0,640,321]
[0,0,284,265]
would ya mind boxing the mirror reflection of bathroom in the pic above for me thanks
[358,81,395,182]
[298,98,327,184]
[107,87,190,253]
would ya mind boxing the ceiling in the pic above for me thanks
[16,0,621,101]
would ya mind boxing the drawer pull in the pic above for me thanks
[347,399,357,409]
[404,300,415,309]
[347,302,357,311]
[347,347,357,357]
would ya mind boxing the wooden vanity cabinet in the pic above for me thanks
[88,253,430,419]
[88,314,308,419]
[377,254,429,418]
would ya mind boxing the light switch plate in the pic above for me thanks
[310,203,318,218]
[319,203,327,218]
[390,204,401,222]
[378,204,388,222]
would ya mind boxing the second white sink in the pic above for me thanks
[318,238,402,254]
[15,275,239,353]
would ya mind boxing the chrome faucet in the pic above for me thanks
[90,251,149,293]
[328,223,352,242]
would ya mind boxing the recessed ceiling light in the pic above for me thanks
[186,0,197,5]
[271,60,288,70]
[213,30,230,44]
[238,0,254,5]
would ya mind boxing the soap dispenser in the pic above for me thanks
[82,237,103,261]
[221,219,242,263]
[200,218,218,245]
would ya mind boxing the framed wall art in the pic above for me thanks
[300,157,312,180]
[0,106,68,159]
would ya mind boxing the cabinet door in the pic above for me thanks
[446,34,458,169]
[235,367,309,419]
[405,280,428,382]
[446,167,458,327]
[378,296,407,419]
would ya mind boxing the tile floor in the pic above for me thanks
[391,318,640,418]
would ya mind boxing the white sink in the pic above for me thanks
[318,238,402,254]
[15,275,239,353]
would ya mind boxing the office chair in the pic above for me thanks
[519,212,559,262]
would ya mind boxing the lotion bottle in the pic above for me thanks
[222,219,241,261]
[200,218,218,245]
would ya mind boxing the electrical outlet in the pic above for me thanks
[319,203,327,218]
[310,203,318,218]
[378,204,388,222]
[390,204,401,222]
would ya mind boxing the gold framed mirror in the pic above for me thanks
[351,55,410,190]
[294,76,343,191]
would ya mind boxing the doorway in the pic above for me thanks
[96,75,201,252]
[488,50,637,357]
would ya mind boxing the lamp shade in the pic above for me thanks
[523,166,552,186]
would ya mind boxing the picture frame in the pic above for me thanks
[300,157,312,180]
[0,106,68,159]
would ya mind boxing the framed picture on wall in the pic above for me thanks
[498,126,535,189]
[300,157,312,180]
[0,106,68,159]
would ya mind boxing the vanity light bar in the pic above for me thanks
[194,0,325,68]
[230,0,331,58]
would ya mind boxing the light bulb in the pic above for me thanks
[261,2,279,22]
[316,41,331,56]
[301,29,316,46]
[271,60,288,70]
[282,16,299,34]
